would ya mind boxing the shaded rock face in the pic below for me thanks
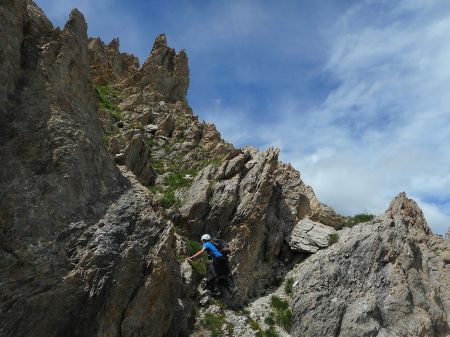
[0,2,182,337]
[124,133,156,185]
[291,193,450,337]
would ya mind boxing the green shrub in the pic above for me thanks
[248,318,261,331]
[227,323,234,336]
[270,296,293,332]
[284,277,294,295]
[186,239,202,256]
[270,296,289,311]
[264,315,275,326]
[149,159,165,174]
[263,327,279,337]
[191,256,208,276]
[341,213,374,228]
[274,308,293,331]
[164,172,192,189]
[328,233,339,245]
[96,84,121,118]
[202,313,226,337]
[160,190,177,208]
[147,185,163,194]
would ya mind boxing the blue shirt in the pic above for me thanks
[203,241,224,258]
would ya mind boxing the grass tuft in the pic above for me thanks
[95,84,122,121]
[270,296,293,332]
[341,213,374,228]
[284,277,294,295]
[202,313,225,337]
[328,233,339,245]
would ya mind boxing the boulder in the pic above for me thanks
[289,219,336,253]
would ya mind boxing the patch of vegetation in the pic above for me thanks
[95,84,122,121]
[264,314,275,326]
[227,323,234,336]
[202,313,226,337]
[185,238,208,275]
[186,239,202,256]
[130,120,144,130]
[248,318,261,331]
[164,172,193,189]
[191,257,208,276]
[147,137,158,147]
[147,155,199,208]
[195,155,225,170]
[328,233,339,245]
[284,277,294,295]
[341,213,375,228]
[270,296,289,311]
[202,313,234,337]
[160,190,177,208]
[270,296,293,332]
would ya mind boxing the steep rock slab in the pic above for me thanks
[291,193,450,337]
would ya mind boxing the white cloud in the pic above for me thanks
[203,0,450,234]
[285,0,450,234]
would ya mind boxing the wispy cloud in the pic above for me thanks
[197,0,450,234]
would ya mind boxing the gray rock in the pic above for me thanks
[114,152,124,164]
[108,136,122,155]
[122,34,189,103]
[124,134,155,185]
[144,124,158,133]
[291,193,450,337]
[289,219,336,253]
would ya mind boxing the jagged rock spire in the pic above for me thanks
[135,33,189,103]
[385,192,431,234]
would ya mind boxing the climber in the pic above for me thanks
[187,234,232,296]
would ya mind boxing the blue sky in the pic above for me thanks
[35,0,450,235]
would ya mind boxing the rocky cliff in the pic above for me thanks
[1,1,449,337]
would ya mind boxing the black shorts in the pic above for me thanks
[212,256,230,277]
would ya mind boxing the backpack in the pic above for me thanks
[210,238,231,257]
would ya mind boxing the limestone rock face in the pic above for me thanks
[88,37,140,85]
[178,147,333,299]
[122,34,189,103]
[289,219,336,253]
[290,193,450,337]
[3,2,448,337]
[0,2,182,337]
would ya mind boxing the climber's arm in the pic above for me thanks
[187,248,206,260]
